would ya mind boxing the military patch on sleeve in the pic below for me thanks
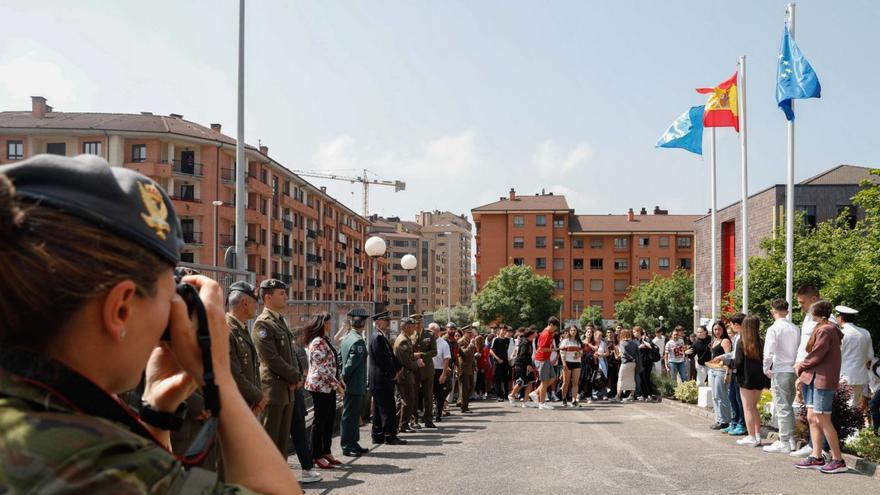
[258,329,267,339]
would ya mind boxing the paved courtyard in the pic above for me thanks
[294,399,879,495]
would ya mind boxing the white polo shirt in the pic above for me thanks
[762,317,800,374]
[434,337,451,370]
[841,323,871,385]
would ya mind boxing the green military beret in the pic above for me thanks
[259,278,288,291]
[229,281,257,300]
[1,154,183,264]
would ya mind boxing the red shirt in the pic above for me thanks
[534,330,554,361]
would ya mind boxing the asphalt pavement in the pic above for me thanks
[292,398,879,494]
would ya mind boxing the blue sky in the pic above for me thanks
[1,0,877,221]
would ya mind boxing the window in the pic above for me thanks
[677,236,692,248]
[513,258,524,266]
[260,169,268,184]
[797,205,817,228]
[180,252,194,263]
[590,301,604,313]
[553,217,565,228]
[573,300,584,315]
[639,258,650,270]
[837,205,857,229]
[573,258,584,270]
[46,142,66,155]
[535,236,546,248]
[639,236,650,247]
[573,239,584,249]
[536,257,547,269]
[614,279,628,292]
[83,141,102,155]
[678,258,692,270]
[179,184,195,201]
[553,237,564,249]
[614,259,628,271]
[659,236,669,248]
[591,237,603,249]
[590,258,603,270]
[614,237,628,249]
[573,279,584,291]
[659,257,670,269]
[553,258,564,270]
[513,236,524,248]
[131,144,147,162]
[536,215,547,226]
[554,279,564,290]
[590,279,604,291]
[6,140,23,160]
[513,215,524,227]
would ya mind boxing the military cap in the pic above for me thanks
[446,322,458,329]
[348,308,370,319]
[400,317,417,325]
[461,324,474,332]
[0,154,183,264]
[259,278,288,291]
[410,314,424,322]
[372,310,391,320]
[835,305,859,315]
[228,281,257,300]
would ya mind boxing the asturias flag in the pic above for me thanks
[696,73,739,132]
[656,105,705,155]
[777,26,821,121]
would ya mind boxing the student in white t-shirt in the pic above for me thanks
[652,329,667,376]
[559,325,584,408]
[665,329,687,383]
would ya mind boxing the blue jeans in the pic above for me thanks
[669,361,687,383]
[709,368,732,425]
[728,375,744,427]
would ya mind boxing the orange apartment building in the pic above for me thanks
[472,189,699,322]
[0,96,388,305]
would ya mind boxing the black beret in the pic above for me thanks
[1,154,183,264]
[229,281,257,300]
[372,311,391,320]
[259,278,288,291]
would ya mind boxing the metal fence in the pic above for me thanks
[282,301,377,342]
[179,262,255,296]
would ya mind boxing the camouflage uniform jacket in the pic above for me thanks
[0,353,256,494]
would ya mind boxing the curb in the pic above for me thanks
[660,398,880,480]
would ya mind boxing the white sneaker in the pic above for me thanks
[789,439,798,452]
[524,401,539,408]
[538,402,555,410]
[508,395,516,406]
[790,444,813,458]
[300,469,323,484]
[737,436,760,447]
[763,440,791,454]
[529,391,539,402]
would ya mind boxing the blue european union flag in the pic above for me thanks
[656,105,704,155]
[777,27,821,121]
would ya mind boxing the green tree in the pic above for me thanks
[473,264,561,328]
[614,269,694,332]
[579,305,604,329]
[431,304,474,328]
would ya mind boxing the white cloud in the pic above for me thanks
[311,135,358,171]
[414,130,478,176]
[0,47,97,109]
[532,139,593,175]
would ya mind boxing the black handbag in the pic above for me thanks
[591,369,607,389]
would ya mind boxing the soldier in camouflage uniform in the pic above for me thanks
[411,315,438,428]
[0,155,298,493]
[393,317,424,433]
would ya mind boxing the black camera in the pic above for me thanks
[161,267,204,341]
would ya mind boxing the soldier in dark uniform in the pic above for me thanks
[394,317,423,433]
[457,325,478,413]
[340,308,370,457]
[252,279,302,456]
[369,311,407,445]
[411,315,438,428]
[0,154,298,493]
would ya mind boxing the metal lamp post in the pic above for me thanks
[401,254,417,317]
[364,236,387,376]
[658,315,665,330]
[212,200,223,267]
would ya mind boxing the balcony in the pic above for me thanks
[171,194,201,203]
[272,273,293,284]
[306,229,317,239]
[306,253,322,264]
[283,247,293,257]
[220,168,235,183]
[337,239,348,248]
[272,245,283,255]
[354,284,364,292]
[282,219,294,230]
[335,261,347,270]
[219,234,234,247]
[307,278,322,288]
[354,247,361,255]
[335,282,347,290]
[183,231,203,245]
[382,285,390,292]
[172,160,203,177]
[354,266,364,274]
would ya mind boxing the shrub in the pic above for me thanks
[846,428,880,463]
[758,390,773,425]
[653,373,677,398]
[674,380,699,404]
[796,385,865,444]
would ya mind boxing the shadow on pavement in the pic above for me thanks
[366,451,444,460]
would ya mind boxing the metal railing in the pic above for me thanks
[335,261,347,270]
[220,168,235,181]
[172,160,203,177]
[306,253,322,263]
[335,282,347,290]
[307,278,322,288]
[183,231,203,244]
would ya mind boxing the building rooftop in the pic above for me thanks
[571,214,701,233]
[472,189,570,212]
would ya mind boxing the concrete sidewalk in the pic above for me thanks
[295,398,880,494]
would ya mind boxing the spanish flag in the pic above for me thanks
[696,73,739,132]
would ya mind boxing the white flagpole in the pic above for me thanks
[738,56,749,313]
[785,3,796,309]
[234,0,247,272]
[710,127,718,322]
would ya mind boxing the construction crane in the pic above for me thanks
[292,169,405,217]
